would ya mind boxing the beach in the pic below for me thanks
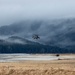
[0,54,75,75]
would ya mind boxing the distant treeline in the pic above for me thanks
[0,44,74,54]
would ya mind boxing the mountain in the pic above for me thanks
[0,36,40,45]
[46,19,75,50]
[0,20,42,36]
[0,36,69,53]
[7,36,40,45]
[0,19,75,52]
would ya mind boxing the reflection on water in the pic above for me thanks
[0,54,59,62]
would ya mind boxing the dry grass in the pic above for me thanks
[0,68,75,75]
[0,59,75,75]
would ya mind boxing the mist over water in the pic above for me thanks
[0,54,59,62]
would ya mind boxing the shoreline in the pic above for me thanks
[0,54,75,62]
[0,54,75,75]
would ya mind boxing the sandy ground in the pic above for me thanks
[0,54,75,75]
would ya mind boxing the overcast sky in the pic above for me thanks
[0,0,75,26]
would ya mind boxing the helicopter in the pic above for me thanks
[32,34,40,40]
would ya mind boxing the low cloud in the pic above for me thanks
[0,0,75,25]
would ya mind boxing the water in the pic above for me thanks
[0,54,59,62]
